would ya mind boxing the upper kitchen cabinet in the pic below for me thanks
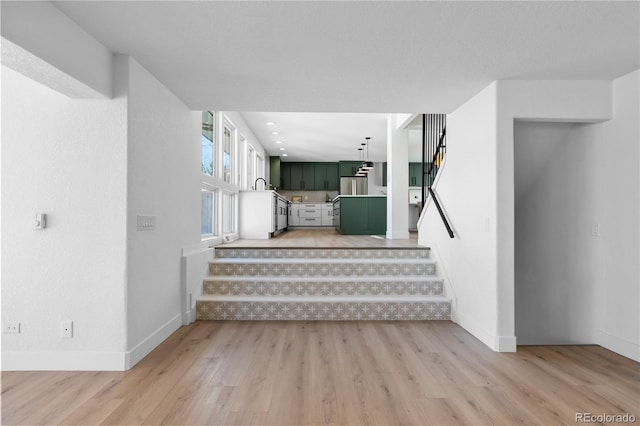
[408,162,423,187]
[280,162,339,190]
[282,162,315,190]
[313,162,339,190]
[269,156,281,188]
[382,162,387,186]
[339,161,362,177]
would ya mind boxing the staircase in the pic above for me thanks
[196,247,451,321]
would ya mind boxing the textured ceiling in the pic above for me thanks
[52,1,639,113]
[49,1,639,161]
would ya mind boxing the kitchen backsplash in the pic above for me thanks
[278,190,338,203]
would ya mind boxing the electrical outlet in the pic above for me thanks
[3,322,20,334]
[60,320,73,338]
[592,223,601,237]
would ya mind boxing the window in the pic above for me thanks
[256,154,264,185]
[222,192,235,234]
[247,144,255,189]
[223,126,233,183]
[201,111,215,176]
[201,185,217,238]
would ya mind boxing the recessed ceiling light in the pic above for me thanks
[282,153,288,157]
[279,147,285,151]
[266,122,275,126]
[275,140,282,144]
[271,131,279,135]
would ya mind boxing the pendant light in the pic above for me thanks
[356,143,368,175]
[362,137,374,170]
[355,147,367,176]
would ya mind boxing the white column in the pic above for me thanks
[386,114,410,239]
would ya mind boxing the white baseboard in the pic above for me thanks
[455,311,495,350]
[125,313,182,369]
[494,335,517,352]
[182,246,215,326]
[2,314,184,371]
[186,307,196,324]
[597,330,640,362]
[2,351,126,371]
[386,230,410,239]
[455,311,515,352]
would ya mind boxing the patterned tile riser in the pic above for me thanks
[214,248,430,260]
[196,301,451,321]
[209,262,437,277]
[203,280,444,296]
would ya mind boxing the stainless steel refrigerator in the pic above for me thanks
[340,177,368,195]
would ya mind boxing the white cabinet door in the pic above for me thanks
[289,204,300,226]
[321,208,333,226]
[299,217,321,226]
[298,205,321,219]
[320,203,333,226]
[277,198,288,230]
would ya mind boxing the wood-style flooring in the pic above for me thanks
[224,228,422,248]
[2,321,638,425]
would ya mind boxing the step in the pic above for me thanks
[208,259,437,277]
[214,247,430,260]
[203,277,444,296]
[196,296,451,321]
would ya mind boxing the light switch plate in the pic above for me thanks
[137,215,156,231]
[3,322,20,334]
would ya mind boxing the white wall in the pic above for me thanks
[1,54,206,370]
[386,114,409,239]
[514,71,639,360]
[596,70,639,361]
[1,66,129,370]
[1,1,112,98]
[514,122,600,344]
[418,83,501,350]
[367,162,386,196]
[419,80,613,352]
[495,80,612,347]
[119,56,201,365]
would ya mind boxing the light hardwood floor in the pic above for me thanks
[2,321,638,425]
[224,228,422,248]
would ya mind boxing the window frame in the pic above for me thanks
[200,183,218,240]
[247,142,256,190]
[201,111,215,177]
[222,190,236,236]
[222,118,236,185]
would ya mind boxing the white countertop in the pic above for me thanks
[240,189,288,200]
[332,195,387,202]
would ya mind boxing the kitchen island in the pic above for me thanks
[238,190,288,239]
[333,195,387,235]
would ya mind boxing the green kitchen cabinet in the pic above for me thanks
[269,156,281,188]
[286,163,315,190]
[301,163,315,189]
[314,162,339,190]
[334,196,387,235]
[339,161,362,177]
[281,162,292,189]
[367,197,387,233]
[289,164,303,189]
[382,162,387,186]
[408,162,423,187]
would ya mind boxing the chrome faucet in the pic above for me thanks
[254,177,267,190]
